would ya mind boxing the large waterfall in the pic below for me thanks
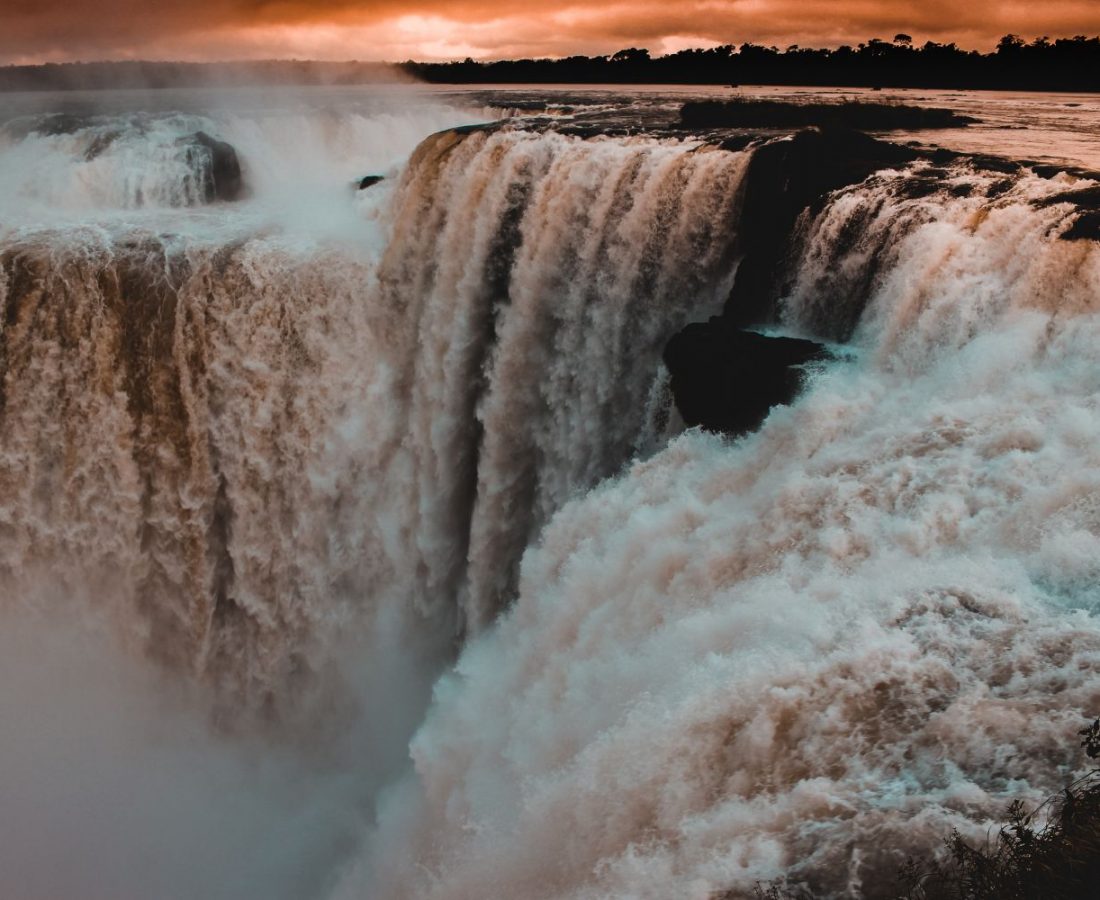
[1,91,1098,899]
[345,158,1100,899]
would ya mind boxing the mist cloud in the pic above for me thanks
[2,0,1099,63]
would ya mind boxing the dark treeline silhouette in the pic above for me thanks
[3,35,1099,93]
[403,35,1100,91]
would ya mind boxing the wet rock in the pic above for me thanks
[1030,163,1100,181]
[715,134,758,153]
[957,153,1021,175]
[1035,185,1100,241]
[182,131,243,202]
[681,100,977,131]
[32,113,94,136]
[356,175,385,190]
[83,130,121,161]
[664,319,827,436]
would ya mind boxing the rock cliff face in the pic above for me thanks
[663,129,919,435]
[662,127,1089,437]
[722,128,922,328]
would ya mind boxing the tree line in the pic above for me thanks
[2,36,1098,93]
[402,35,1100,91]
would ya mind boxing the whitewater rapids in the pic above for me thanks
[347,165,1100,898]
[0,89,1098,898]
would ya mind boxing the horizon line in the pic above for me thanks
[4,32,1098,69]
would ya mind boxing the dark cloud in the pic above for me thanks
[1,0,1098,63]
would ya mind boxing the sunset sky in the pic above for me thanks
[3,1,1100,65]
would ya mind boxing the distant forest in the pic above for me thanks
[2,35,1099,93]
[404,35,1100,91]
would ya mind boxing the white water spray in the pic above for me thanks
[1,89,1099,900]
[335,160,1100,900]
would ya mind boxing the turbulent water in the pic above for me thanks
[1,86,1098,899]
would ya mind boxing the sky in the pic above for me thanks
[2,0,1099,65]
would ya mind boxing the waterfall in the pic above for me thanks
[381,128,748,631]
[334,154,1100,900]
[0,123,750,699]
[2,95,1099,899]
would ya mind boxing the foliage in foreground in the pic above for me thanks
[752,719,1100,900]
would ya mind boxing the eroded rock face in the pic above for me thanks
[660,129,1066,436]
[725,128,922,328]
[661,129,910,436]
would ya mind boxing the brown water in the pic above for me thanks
[0,84,1098,899]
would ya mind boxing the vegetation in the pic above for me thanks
[752,718,1100,899]
[403,35,1100,91]
[3,35,1099,93]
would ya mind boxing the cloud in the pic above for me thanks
[1,0,1099,63]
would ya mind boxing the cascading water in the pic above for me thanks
[380,128,747,631]
[2,87,1099,900]
[337,160,1100,899]
[0,105,750,702]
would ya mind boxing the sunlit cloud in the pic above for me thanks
[2,1,1099,64]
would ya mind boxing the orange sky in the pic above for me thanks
[2,0,1099,65]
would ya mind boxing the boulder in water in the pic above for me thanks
[356,175,385,190]
[182,131,243,202]
[664,319,827,436]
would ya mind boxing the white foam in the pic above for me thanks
[335,165,1100,899]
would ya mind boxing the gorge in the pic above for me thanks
[1,87,1098,898]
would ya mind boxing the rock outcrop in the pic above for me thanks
[183,131,243,202]
[664,321,826,435]
[356,175,385,190]
[664,128,917,435]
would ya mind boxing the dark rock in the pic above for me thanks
[893,173,950,200]
[663,127,1084,436]
[83,130,121,161]
[451,123,496,136]
[33,113,93,136]
[1036,185,1100,208]
[663,129,913,433]
[664,320,828,436]
[1035,185,1100,242]
[716,134,758,153]
[681,100,976,131]
[357,175,385,190]
[1031,163,1100,181]
[961,154,1022,175]
[182,131,243,202]
[1063,212,1100,241]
